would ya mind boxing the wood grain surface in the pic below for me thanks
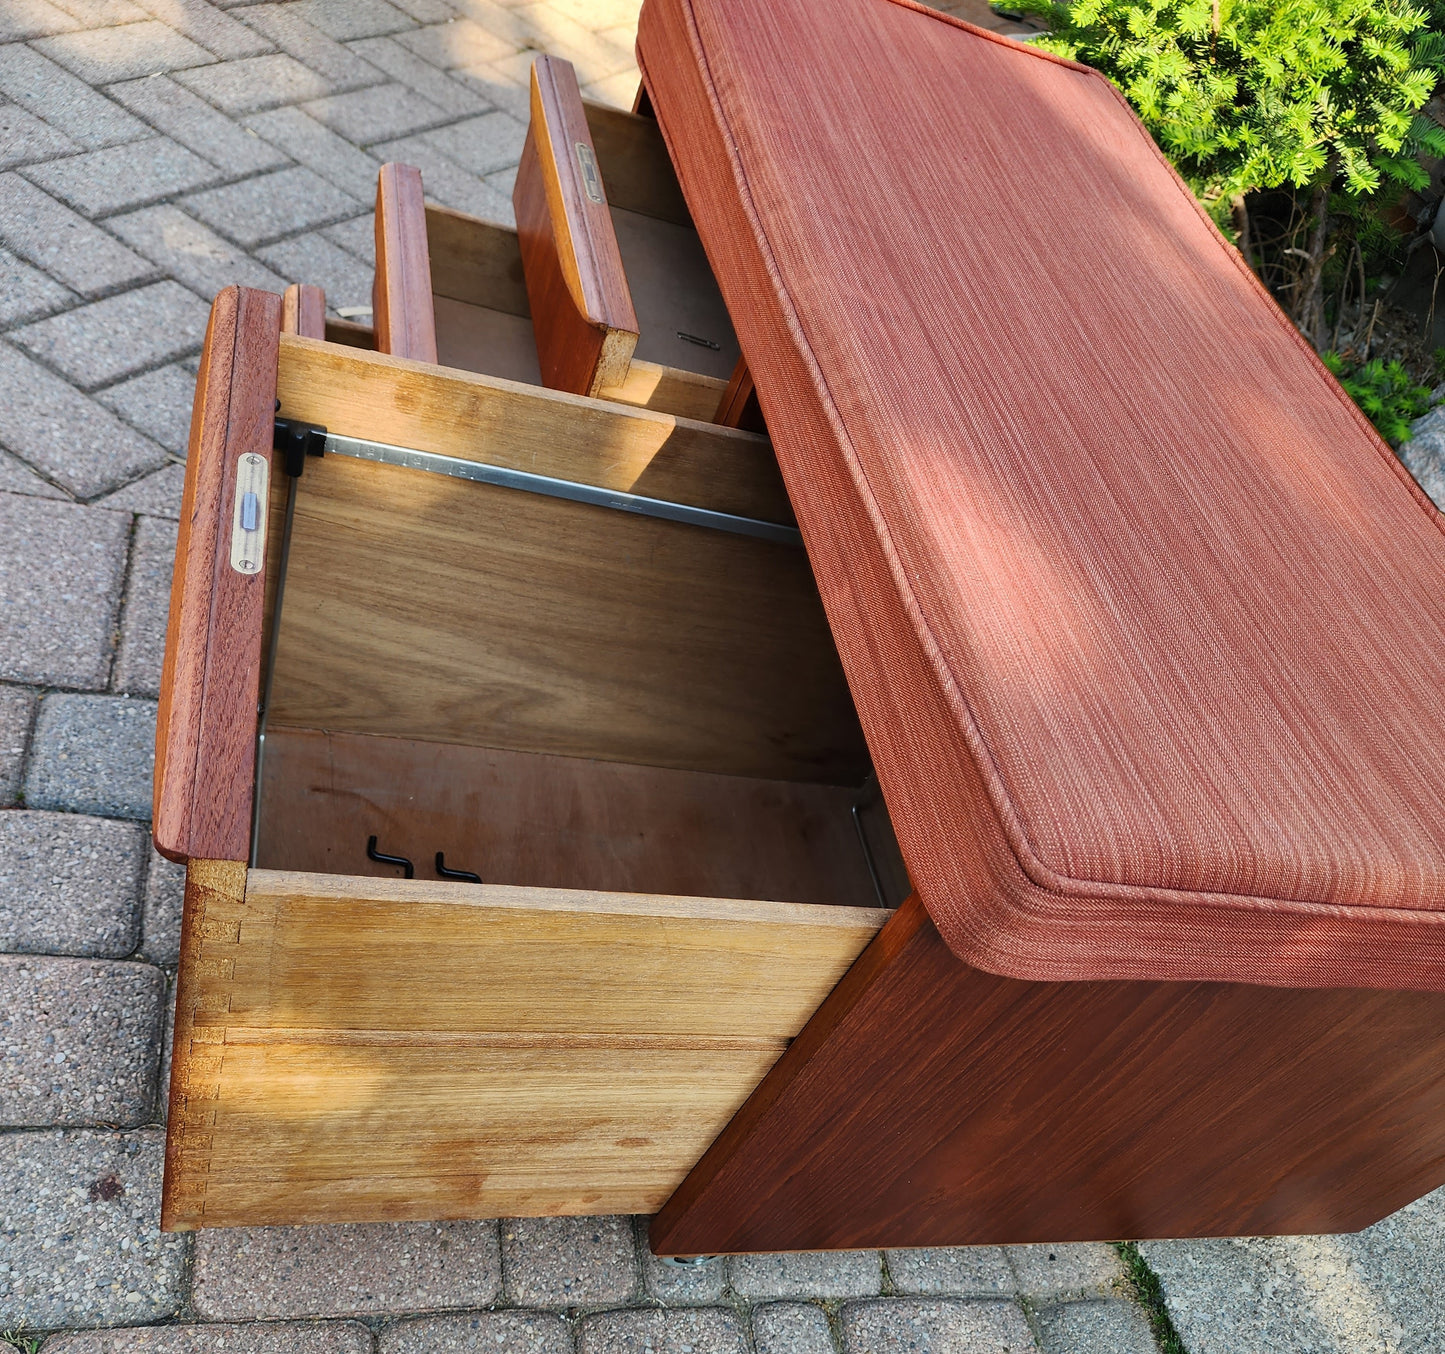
[514,55,638,395]
[161,867,886,1228]
[281,283,326,339]
[714,356,765,432]
[254,727,884,906]
[373,162,439,363]
[583,98,692,225]
[426,203,531,316]
[153,286,280,863]
[652,896,1445,1253]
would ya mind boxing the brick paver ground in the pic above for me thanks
[2,1,1443,1350]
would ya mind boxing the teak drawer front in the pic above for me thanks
[165,864,888,1229]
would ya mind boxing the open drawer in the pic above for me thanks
[156,287,900,1230]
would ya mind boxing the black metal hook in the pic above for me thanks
[436,853,482,883]
[367,835,413,878]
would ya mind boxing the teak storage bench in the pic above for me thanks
[159,0,1445,1255]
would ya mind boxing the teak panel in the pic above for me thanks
[162,868,887,1228]
[373,163,438,364]
[263,447,866,781]
[653,896,1445,1254]
[281,283,326,339]
[515,56,638,396]
[153,286,279,863]
[255,727,883,906]
[426,203,531,316]
[273,335,793,524]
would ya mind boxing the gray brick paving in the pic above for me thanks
[129,0,276,61]
[174,51,332,116]
[752,1303,836,1354]
[347,35,488,114]
[0,448,70,498]
[138,845,184,967]
[113,515,177,698]
[0,43,149,148]
[107,74,291,174]
[0,685,36,805]
[291,0,417,41]
[303,82,450,144]
[0,956,164,1126]
[1035,1299,1156,1354]
[378,1312,572,1354]
[578,1309,745,1354]
[34,20,217,83]
[25,695,158,820]
[453,63,531,122]
[728,1250,882,1301]
[838,1299,1035,1354]
[44,1322,376,1352]
[638,1234,724,1304]
[108,204,289,300]
[22,137,222,218]
[322,212,377,265]
[244,105,383,200]
[371,132,512,221]
[0,247,75,328]
[0,1128,186,1327]
[96,363,196,456]
[885,1246,1015,1297]
[95,462,186,519]
[0,496,129,686]
[502,1215,637,1307]
[0,810,146,956]
[418,109,525,177]
[0,173,155,297]
[0,101,80,171]
[12,281,210,390]
[191,1221,503,1318]
[0,342,168,495]
[395,18,518,70]
[232,3,388,91]
[257,231,374,311]
[1005,1243,1124,1301]
[181,165,359,248]
[0,0,82,41]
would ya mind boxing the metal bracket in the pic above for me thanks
[273,416,328,479]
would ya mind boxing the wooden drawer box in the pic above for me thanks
[155,286,898,1231]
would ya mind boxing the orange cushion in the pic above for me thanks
[638,0,1445,989]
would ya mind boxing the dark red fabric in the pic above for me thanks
[637,0,1445,989]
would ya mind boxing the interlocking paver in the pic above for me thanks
[12,280,210,390]
[139,845,185,966]
[44,1321,376,1352]
[752,1303,836,1354]
[291,0,417,41]
[1005,1243,1124,1301]
[728,1250,882,1301]
[173,50,332,115]
[884,1246,1015,1297]
[191,1221,503,1318]
[322,213,377,266]
[257,232,374,311]
[502,5,633,84]
[396,17,518,68]
[1035,1299,1155,1354]
[24,694,158,820]
[245,105,383,200]
[502,1215,637,1306]
[0,344,167,496]
[578,1309,746,1354]
[639,1241,725,1304]
[182,165,360,248]
[50,0,149,23]
[96,462,186,519]
[347,35,489,114]
[0,685,36,805]
[129,0,276,60]
[371,132,512,221]
[418,109,525,177]
[35,21,217,84]
[0,1128,186,1327]
[581,69,640,109]
[0,450,69,499]
[96,363,196,456]
[0,0,81,41]
[0,495,129,687]
[231,3,387,91]
[389,0,459,21]
[0,43,149,148]
[303,82,450,144]
[0,173,154,297]
[452,62,530,121]
[0,955,164,1126]
[22,136,222,217]
[107,74,290,173]
[379,1312,572,1354]
[838,1299,1035,1354]
[108,204,288,300]
[0,102,79,171]
[114,515,177,697]
[0,810,146,956]
[0,246,76,327]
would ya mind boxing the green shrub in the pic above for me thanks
[1322,351,1435,442]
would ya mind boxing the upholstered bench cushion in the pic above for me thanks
[637,0,1445,989]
